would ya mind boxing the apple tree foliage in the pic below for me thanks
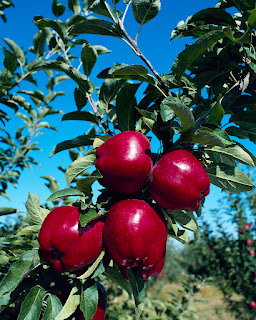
[186,188,256,319]
[1,0,256,318]
[0,0,14,22]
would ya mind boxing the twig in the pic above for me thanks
[116,19,170,96]
[87,95,113,136]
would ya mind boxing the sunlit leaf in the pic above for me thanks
[66,153,96,185]
[0,250,40,305]
[46,188,84,202]
[206,163,255,192]
[172,30,226,78]
[80,280,98,319]
[41,294,63,320]
[55,286,80,320]
[17,286,46,320]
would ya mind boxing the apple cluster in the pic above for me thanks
[38,131,210,319]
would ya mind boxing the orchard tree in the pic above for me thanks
[1,0,256,319]
[186,187,256,320]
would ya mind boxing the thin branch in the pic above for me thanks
[87,94,113,136]
[56,37,72,66]
[117,19,170,96]
[121,0,132,24]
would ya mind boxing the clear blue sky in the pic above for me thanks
[1,0,252,232]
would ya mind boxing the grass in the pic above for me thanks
[147,280,238,320]
[191,285,236,320]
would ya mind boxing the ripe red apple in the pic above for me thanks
[249,250,255,256]
[249,301,256,309]
[103,199,167,280]
[38,206,104,273]
[247,240,254,247]
[148,149,210,211]
[75,282,107,320]
[95,131,152,193]
[245,222,252,230]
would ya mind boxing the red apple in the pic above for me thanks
[38,206,104,273]
[245,222,252,230]
[95,131,152,193]
[249,301,256,309]
[148,149,210,211]
[247,240,254,247]
[103,199,167,280]
[249,250,255,256]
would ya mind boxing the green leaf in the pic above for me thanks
[55,286,80,320]
[41,294,63,320]
[116,83,140,131]
[167,210,199,237]
[83,0,98,11]
[0,250,40,303]
[68,0,81,14]
[205,144,256,167]
[109,63,148,76]
[16,225,41,237]
[66,153,96,185]
[225,126,248,139]
[248,8,256,27]
[93,45,111,55]
[99,78,126,105]
[189,8,236,27]
[3,38,26,66]
[230,111,256,124]
[3,48,18,73]
[172,30,226,78]
[132,0,161,25]
[46,188,84,202]
[25,192,48,225]
[170,229,189,244]
[80,208,106,227]
[52,0,66,17]
[90,0,120,19]
[41,175,59,193]
[0,207,19,216]
[160,104,175,122]
[161,97,195,132]
[97,64,156,85]
[206,101,225,126]
[81,44,98,76]
[25,60,93,97]
[206,164,255,192]
[104,264,132,295]
[80,280,98,319]
[17,286,46,320]
[93,135,111,148]
[77,171,102,195]
[80,208,98,227]
[182,127,231,147]
[62,111,98,124]
[69,17,122,38]
[34,17,67,41]
[74,87,88,111]
[127,269,145,319]
[50,133,95,157]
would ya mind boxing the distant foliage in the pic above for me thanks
[186,189,256,319]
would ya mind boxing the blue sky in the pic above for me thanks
[1,0,252,232]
